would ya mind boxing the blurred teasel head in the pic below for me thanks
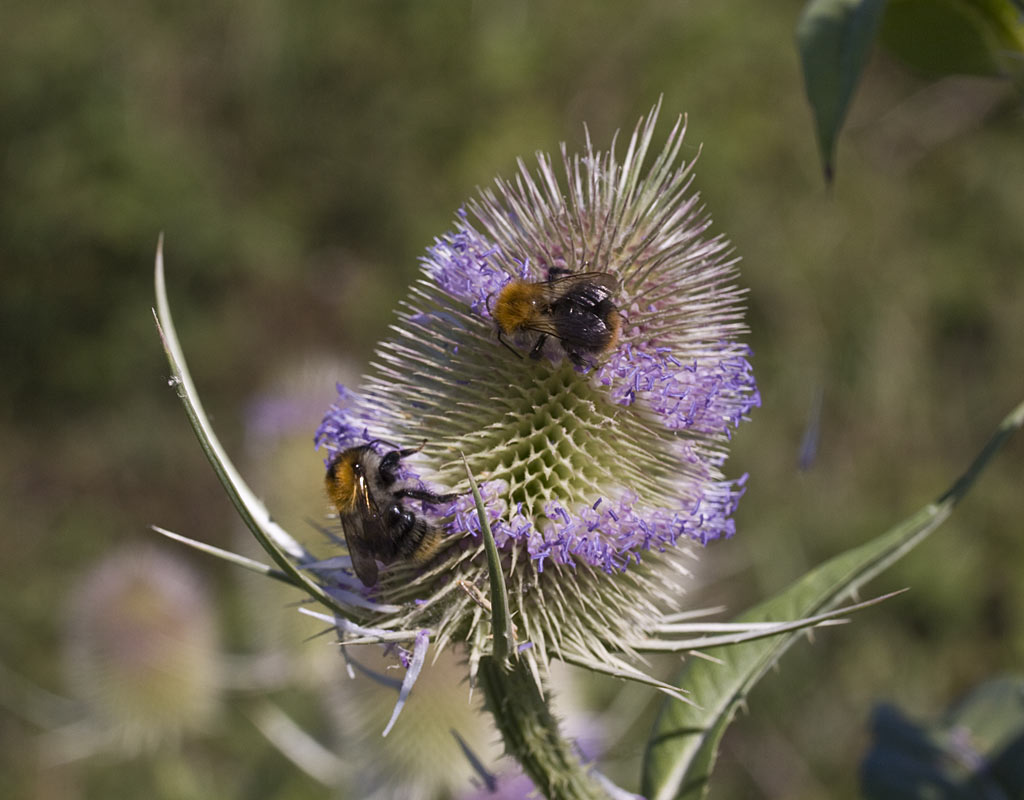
[64,547,222,751]
[327,645,502,798]
[316,101,760,689]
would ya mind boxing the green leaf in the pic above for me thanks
[461,453,513,664]
[797,0,888,183]
[641,398,1024,800]
[151,524,293,584]
[880,0,1024,79]
[946,676,1024,795]
[152,236,348,615]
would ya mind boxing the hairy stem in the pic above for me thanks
[478,655,610,799]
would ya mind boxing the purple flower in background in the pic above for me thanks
[316,101,759,686]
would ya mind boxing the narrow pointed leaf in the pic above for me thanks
[151,525,293,583]
[636,589,904,652]
[462,453,513,664]
[642,399,1024,800]
[559,652,694,705]
[247,701,343,785]
[452,728,498,792]
[381,629,429,737]
[797,0,888,183]
[153,237,345,614]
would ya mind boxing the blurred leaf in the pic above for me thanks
[880,0,1024,79]
[246,701,343,786]
[641,399,1024,800]
[862,676,1024,798]
[797,0,888,183]
[947,676,1024,754]
[861,704,973,799]
[945,676,1024,796]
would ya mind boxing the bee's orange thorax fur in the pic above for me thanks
[493,282,543,333]
[325,452,359,512]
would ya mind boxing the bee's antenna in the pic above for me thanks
[366,437,400,452]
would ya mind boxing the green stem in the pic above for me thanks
[478,655,610,799]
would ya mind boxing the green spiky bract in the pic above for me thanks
[642,399,1024,800]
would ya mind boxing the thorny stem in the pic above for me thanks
[477,655,610,800]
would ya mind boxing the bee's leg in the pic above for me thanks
[497,330,524,360]
[567,349,595,370]
[394,487,461,505]
[387,442,428,460]
[528,333,548,359]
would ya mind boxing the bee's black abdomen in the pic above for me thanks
[398,515,437,562]
[376,499,441,564]
[549,280,619,355]
[552,299,616,350]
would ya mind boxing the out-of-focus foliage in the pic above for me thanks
[3,1,1023,799]
[644,397,1024,800]
[862,676,1024,799]
[797,0,888,181]
[881,0,1024,79]
[797,0,1023,181]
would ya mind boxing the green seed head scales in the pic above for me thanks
[315,103,759,687]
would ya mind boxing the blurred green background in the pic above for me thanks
[2,1,1022,798]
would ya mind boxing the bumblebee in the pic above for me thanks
[489,268,621,366]
[325,443,458,587]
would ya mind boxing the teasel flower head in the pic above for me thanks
[316,101,759,692]
[63,546,222,751]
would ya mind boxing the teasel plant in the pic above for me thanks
[152,104,1024,799]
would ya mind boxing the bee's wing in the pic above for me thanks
[340,512,381,587]
[341,475,382,587]
[547,311,614,346]
[542,270,620,296]
[517,317,565,338]
[348,536,379,587]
